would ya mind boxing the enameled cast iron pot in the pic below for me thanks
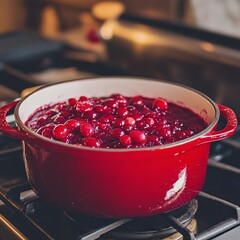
[0,78,237,218]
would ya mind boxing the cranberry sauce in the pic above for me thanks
[25,94,208,148]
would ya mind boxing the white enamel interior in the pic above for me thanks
[18,78,217,125]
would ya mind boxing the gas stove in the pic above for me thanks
[0,21,240,239]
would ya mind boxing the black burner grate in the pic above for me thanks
[64,199,197,240]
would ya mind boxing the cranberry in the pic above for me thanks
[153,98,168,111]
[95,105,104,113]
[117,107,129,118]
[130,96,144,107]
[122,124,134,133]
[141,106,150,115]
[158,126,172,142]
[125,117,136,126]
[76,101,93,112]
[115,95,128,107]
[83,111,98,120]
[53,124,69,139]
[120,135,132,147]
[54,115,65,124]
[45,109,58,118]
[129,130,147,144]
[101,106,112,114]
[126,105,137,114]
[37,117,46,125]
[36,126,46,135]
[100,116,111,123]
[132,114,143,122]
[65,119,81,131]
[114,118,125,128]
[104,98,118,108]
[148,135,160,144]
[97,122,108,131]
[41,128,53,138]
[60,110,71,118]
[138,117,154,129]
[110,128,124,139]
[95,104,112,114]
[144,117,155,126]
[79,96,88,101]
[80,123,94,137]
[82,137,101,147]
[68,98,77,106]
[57,103,65,111]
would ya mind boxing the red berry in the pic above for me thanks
[144,117,155,126]
[80,123,94,137]
[97,122,108,131]
[76,101,93,112]
[60,110,71,118]
[42,128,53,138]
[158,126,172,142]
[79,96,88,101]
[110,128,124,139]
[45,109,58,118]
[83,110,98,120]
[57,103,65,111]
[82,137,101,147]
[100,116,112,123]
[126,105,137,114]
[129,130,147,144]
[122,124,134,133]
[120,135,132,147]
[132,114,143,122]
[130,96,144,107]
[65,119,81,131]
[104,98,118,108]
[53,124,69,139]
[68,98,77,106]
[117,107,129,118]
[54,115,65,124]
[95,104,104,113]
[125,117,136,126]
[114,95,128,106]
[137,119,148,130]
[153,98,168,111]
[114,118,125,128]
[148,135,159,144]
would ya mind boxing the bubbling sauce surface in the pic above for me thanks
[25,94,208,148]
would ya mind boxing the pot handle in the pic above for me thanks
[199,104,238,144]
[0,100,27,141]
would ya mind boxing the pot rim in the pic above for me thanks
[14,77,219,152]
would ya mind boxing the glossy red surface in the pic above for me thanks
[23,140,210,217]
[0,79,238,218]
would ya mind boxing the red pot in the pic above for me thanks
[0,78,237,218]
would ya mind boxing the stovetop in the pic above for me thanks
[0,29,240,240]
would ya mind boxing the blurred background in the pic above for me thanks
[1,0,240,38]
[0,0,240,117]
